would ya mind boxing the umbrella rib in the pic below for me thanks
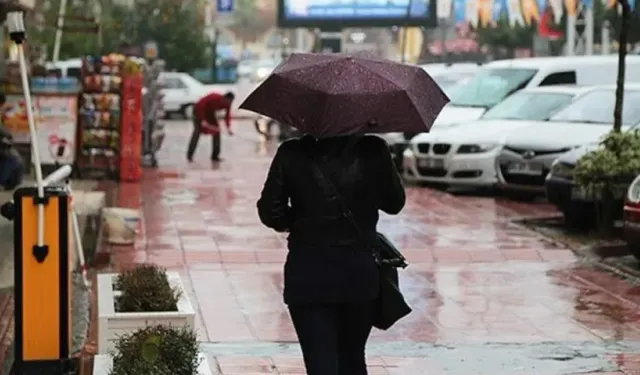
[354,61,410,91]
[317,63,357,134]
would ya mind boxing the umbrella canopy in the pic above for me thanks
[239,53,449,138]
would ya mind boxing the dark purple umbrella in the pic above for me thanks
[239,53,449,138]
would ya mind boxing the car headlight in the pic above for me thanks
[549,161,574,179]
[627,174,640,204]
[456,143,497,154]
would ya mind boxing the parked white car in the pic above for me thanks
[402,85,592,187]
[158,72,235,118]
[432,55,640,130]
[497,84,640,194]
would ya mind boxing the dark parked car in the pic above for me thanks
[624,174,640,261]
[546,143,628,228]
[545,144,599,227]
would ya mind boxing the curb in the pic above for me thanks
[518,216,640,280]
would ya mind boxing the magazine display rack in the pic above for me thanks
[75,54,143,181]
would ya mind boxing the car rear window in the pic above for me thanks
[482,92,575,121]
[551,89,640,125]
[447,68,537,108]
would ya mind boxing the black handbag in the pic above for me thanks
[310,159,412,330]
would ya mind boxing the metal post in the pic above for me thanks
[584,7,594,55]
[296,28,305,52]
[211,27,218,83]
[566,14,576,55]
[52,0,69,63]
[602,21,611,55]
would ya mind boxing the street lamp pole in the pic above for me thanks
[52,0,69,62]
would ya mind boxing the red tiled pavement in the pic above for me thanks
[102,120,640,374]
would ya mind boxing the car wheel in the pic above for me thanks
[627,242,640,262]
[562,206,595,230]
[181,104,194,119]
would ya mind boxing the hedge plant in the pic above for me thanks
[109,325,200,375]
[114,264,180,313]
[574,129,640,197]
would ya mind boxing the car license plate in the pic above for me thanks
[507,162,543,175]
[418,158,444,168]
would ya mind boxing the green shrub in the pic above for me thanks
[574,129,640,196]
[109,325,200,375]
[115,264,180,313]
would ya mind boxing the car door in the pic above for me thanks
[159,77,189,112]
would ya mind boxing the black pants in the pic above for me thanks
[288,301,376,375]
[187,116,221,160]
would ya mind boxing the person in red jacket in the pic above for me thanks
[187,91,235,162]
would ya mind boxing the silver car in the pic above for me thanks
[497,85,640,195]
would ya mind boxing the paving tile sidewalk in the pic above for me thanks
[103,120,640,374]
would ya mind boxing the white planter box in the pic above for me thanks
[97,272,195,354]
[93,352,212,375]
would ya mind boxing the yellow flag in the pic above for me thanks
[521,0,540,24]
[478,0,493,27]
[565,0,578,15]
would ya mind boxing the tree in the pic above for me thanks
[28,0,105,60]
[226,0,275,47]
[613,0,631,133]
[113,0,209,71]
[28,0,209,71]
[606,0,640,44]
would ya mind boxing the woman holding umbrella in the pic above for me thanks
[246,53,448,375]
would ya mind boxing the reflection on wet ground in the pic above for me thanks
[108,121,640,374]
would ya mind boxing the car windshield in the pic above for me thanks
[447,68,538,108]
[550,89,640,125]
[481,92,575,121]
[432,75,463,96]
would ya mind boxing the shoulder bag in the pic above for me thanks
[309,159,412,330]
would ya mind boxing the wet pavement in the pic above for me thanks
[107,120,640,374]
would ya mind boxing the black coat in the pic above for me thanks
[257,135,406,305]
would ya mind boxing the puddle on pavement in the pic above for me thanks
[161,188,199,205]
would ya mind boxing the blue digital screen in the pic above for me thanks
[282,0,431,20]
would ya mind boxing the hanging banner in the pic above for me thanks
[453,0,467,23]
[549,0,564,23]
[492,0,508,21]
[478,0,493,26]
[437,0,453,19]
[536,0,547,16]
[507,0,526,26]
[465,0,480,27]
[522,0,540,24]
[565,0,578,15]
